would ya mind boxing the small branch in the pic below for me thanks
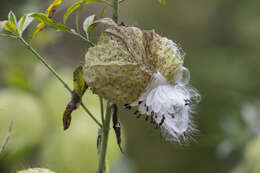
[97,102,112,173]
[72,31,95,46]
[18,37,72,92]
[0,121,13,154]
[18,36,102,127]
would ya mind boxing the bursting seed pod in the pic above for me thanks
[84,20,201,143]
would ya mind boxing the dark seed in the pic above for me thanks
[159,115,165,127]
[134,110,139,115]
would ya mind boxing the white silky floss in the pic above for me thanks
[131,67,201,143]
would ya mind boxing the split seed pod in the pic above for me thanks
[84,20,200,143]
[84,23,183,104]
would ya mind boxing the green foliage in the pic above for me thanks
[93,17,117,26]
[63,66,88,130]
[3,21,18,35]
[0,33,15,38]
[31,0,63,40]
[8,11,17,26]
[83,14,96,39]
[18,14,34,36]
[0,12,33,37]
[31,13,72,34]
[73,66,87,97]
[82,7,109,39]
[63,0,107,24]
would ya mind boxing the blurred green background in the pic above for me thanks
[1,0,260,172]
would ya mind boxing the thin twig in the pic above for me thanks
[0,121,13,154]
[18,36,102,127]
[72,31,95,46]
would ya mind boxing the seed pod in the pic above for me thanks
[84,24,183,104]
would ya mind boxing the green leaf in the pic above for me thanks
[157,0,166,5]
[83,14,96,39]
[81,4,108,39]
[45,0,63,18]
[8,11,17,26]
[18,14,34,36]
[100,4,108,18]
[0,33,16,38]
[63,0,104,24]
[82,17,117,39]
[73,66,87,97]
[4,21,18,35]
[94,18,117,27]
[31,13,72,33]
[63,66,87,130]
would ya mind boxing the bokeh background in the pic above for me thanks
[1,0,260,172]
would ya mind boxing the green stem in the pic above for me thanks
[97,103,112,173]
[75,5,83,33]
[112,0,119,23]
[0,121,13,154]
[99,96,105,125]
[97,1,119,172]
[18,36,102,127]
[72,31,95,46]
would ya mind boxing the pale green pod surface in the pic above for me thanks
[84,26,152,104]
[147,31,183,83]
[84,25,183,104]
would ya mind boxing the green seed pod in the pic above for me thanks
[84,24,183,104]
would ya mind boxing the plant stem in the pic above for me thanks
[76,5,83,33]
[0,121,13,154]
[112,0,119,23]
[97,103,112,173]
[96,1,119,172]
[72,31,95,46]
[99,96,105,125]
[18,36,102,127]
